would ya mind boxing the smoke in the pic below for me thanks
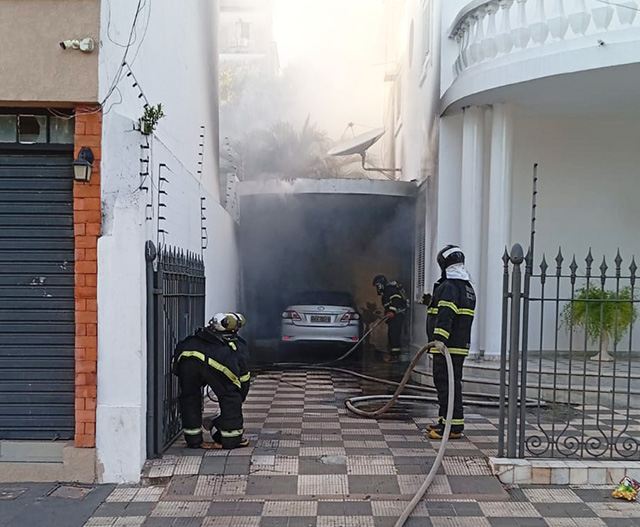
[273,0,386,139]
[239,192,415,348]
[220,0,386,168]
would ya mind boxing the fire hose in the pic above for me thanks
[210,318,535,527]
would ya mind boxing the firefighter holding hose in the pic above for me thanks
[172,313,250,449]
[423,245,475,440]
[372,275,408,360]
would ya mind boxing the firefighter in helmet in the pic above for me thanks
[423,245,475,439]
[172,313,250,449]
[372,274,408,357]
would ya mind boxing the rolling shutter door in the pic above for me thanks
[0,154,75,440]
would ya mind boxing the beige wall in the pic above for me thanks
[0,0,99,103]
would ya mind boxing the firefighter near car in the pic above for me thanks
[172,312,251,449]
[423,245,476,440]
[372,274,408,357]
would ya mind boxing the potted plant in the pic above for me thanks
[561,283,637,361]
[139,103,165,135]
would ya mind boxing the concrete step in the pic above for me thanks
[412,356,640,408]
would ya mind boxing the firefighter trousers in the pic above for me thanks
[177,357,245,448]
[387,314,405,352]
[432,352,465,432]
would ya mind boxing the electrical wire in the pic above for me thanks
[595,0,640,11]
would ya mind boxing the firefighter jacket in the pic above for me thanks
[382,281,408,317]
[426,278,476,355]
[172,327,251,400]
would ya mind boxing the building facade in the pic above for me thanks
[384,0,640,357]
[0,0,239,483]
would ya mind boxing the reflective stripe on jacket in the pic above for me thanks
[426,278,476,355]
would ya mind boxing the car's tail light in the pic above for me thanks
[340,312,360,322]
[282,310,301,321]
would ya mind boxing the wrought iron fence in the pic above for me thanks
[146,241,205,458]
[499,243,640,460]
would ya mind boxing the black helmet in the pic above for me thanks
[372,275,387,287]
[372,274,387,295]
[437,245,465,272]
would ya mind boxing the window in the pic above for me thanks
[18,115,47,144]
[420,0,432,85]
[0,115,17,143]
[49,116,75,144]
[0,111,74,145]
[234,19,250,46]
[408,20,415,68]
[394,75,402,130]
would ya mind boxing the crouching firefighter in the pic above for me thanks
[172,313,250,449]
[424,245,475,439]
[373,275,408,357]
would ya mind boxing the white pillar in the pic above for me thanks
[484,103,514,358]
[436,114,463,260]
[460,106,485,356]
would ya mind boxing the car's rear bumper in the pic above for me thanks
[281,322,360,343]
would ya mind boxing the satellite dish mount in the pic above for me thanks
[327,127,401,179]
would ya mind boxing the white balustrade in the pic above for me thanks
[592,2,614,30]
[616,1,638,26]
[568,0,591,35]
[496,0,515,53]
[548,0,569,39]
[530,0,550,43]
[470,9,487,64]
[449,0,640,78]
[482,2,500,59]
[511,0,531,48]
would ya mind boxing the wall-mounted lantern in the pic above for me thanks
[73,147,94,183]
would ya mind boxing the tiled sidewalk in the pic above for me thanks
[84,370,640,527]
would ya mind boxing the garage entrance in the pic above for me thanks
[238,179,417,353]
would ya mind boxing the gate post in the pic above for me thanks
[507,243,524,458]
[145,241,159,458]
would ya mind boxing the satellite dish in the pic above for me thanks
[327,128,385,157]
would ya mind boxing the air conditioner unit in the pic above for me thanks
[237,38,250,47]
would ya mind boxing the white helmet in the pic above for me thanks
[209,312,246,333]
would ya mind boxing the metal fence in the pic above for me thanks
[499,243,640,460]
[146,241,205,458]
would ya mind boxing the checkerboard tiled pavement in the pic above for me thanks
[85,370,640,527]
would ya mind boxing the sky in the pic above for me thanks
[272,0,387,142]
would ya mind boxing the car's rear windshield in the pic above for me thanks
[291,291,353,307]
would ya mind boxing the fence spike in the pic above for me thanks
[540,254,548,277]
[569,255,578,282]
[600,255,608,285]
[615,249,623,269]
[630,257,637,286]
[502,247,509,265]
[555,247,564,269]
[585,248,594,270]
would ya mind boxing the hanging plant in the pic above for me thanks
[139,103,165,135]
[561,283,637,361]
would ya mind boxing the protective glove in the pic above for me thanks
[420,293,432,306]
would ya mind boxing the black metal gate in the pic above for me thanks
[0,154,75,440]
[146,241,205,458]
[499,243,640,460]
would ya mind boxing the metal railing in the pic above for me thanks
[499,243,640,459]
[146,241,205,458]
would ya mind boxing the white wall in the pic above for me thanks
[510,114,640,352]
[384,0,445,345]
[97,0,239,483]
[512,115,640,260]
